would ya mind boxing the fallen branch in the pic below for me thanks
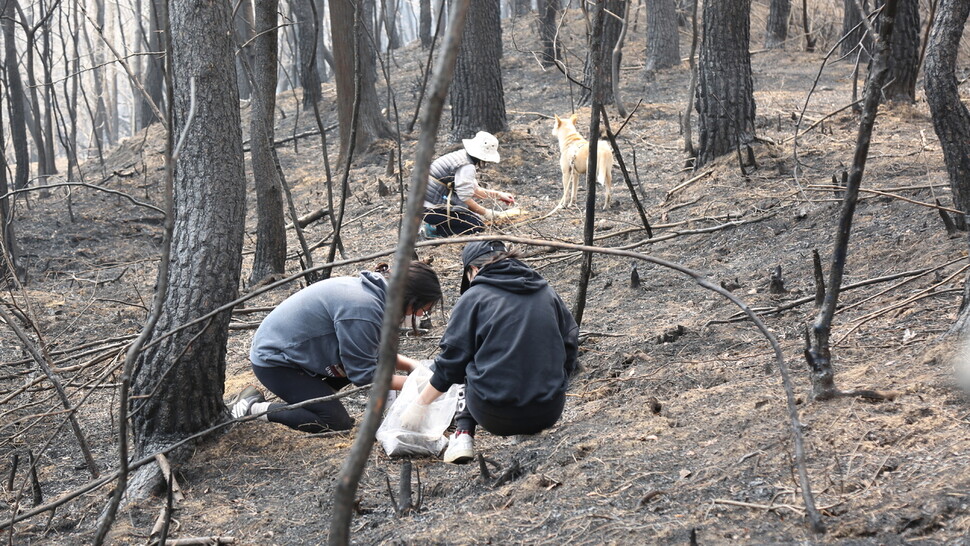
[806,184,963,214]
[710,258,966,324]
[664,170,713,202]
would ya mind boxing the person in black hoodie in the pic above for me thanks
[400,240,579,463]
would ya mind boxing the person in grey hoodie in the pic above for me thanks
[229,262,442,433]
[400,241,579,463]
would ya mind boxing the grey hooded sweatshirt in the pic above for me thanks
[250,271,387,386]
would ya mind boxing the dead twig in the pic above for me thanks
[805,184,963,215]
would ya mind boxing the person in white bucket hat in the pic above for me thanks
[421,131,521,237]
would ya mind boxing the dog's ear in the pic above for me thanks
[554,114,561,125]
[569,113,578,124]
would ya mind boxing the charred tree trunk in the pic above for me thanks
[234,0,255,101]
[382,0,402,50]
[294,0,322,107]
[419,0,433,47]
[573,1,608,327]
[2,0,30,191]
[644,0,680,74]
[22,25,51,181]
[330,0,393,160]
[538,0,561,68]
[924,0,970,235]
[841,0,872,62]
[805,0,899,400]
[247,0,287,287]
[130,0,246,458]
[580,0,625,106]
[694,0,756,167]
[877,0,919,103]
[0,102,21,281]
[139,0,165,128]
[764,0,790,49]
[450,0,507,139]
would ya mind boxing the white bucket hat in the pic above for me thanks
[462,131,501,163]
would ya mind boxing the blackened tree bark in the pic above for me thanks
[234,0,255,100]
[695,0,755,167]
[514,0,531,17]
[538,0,562,68]
[329,0,393,159]
[450,0,507,139]
[91,0,110,152]
[39,2,59,168]
[0,105,20,281]
[130,0,246,457]
[419,0,433,47]
[248,0,287,287]
[138,0,165,128]
[764,0,790,48]
[293,0,322,107]
[924,0,970,235]
[580,0,626,106]
[677,0,695,27]
[644,0,679,73]
[841,0,872,62]
[314,0,334,81]
[382,0,402,50]
[877,0,919,102]
[2,0,30,191]
[20,21,51,179]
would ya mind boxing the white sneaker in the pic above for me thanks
[443,433,475,464]
[229,386,265,419]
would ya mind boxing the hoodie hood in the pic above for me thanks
[359,270,389,301]
[467,258,547,295]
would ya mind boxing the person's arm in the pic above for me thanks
[396,354,423,372]
[391,374,408,390]
[474,186,515,205]
[399,382,446,430]
[463,198,489,216]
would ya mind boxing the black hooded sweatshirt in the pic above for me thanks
[430,258,579,409]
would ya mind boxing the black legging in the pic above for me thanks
[252,364,354,433]
[423,205,484,236]
[455,384,565,437]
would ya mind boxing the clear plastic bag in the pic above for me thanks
[377,363,459,458]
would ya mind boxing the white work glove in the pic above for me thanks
[400,400,430,431]
[482,209,497,221]
[488,208,523,223]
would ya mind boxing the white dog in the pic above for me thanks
[552,114,614,210]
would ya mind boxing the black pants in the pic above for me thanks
[455,384,566,437]
[423,205,484,236]
[252,364,353,433]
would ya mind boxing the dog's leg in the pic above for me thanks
[597,142,614,210]
[568,171,579,208]
[559,161,572,209]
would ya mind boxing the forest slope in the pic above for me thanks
[3,7,970,545]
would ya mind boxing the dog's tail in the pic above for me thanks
[595,140,613,186]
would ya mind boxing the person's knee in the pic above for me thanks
[329,414,354,431]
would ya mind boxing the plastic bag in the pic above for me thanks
[377,363,459,458]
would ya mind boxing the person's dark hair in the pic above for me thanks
[479,249,523,269]
[403,261,442,314]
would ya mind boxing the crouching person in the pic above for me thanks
[229,262,442,433]
[400,241,579,463]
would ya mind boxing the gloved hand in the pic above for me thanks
[497,192,515,205]
[488,208,524,223]
[400,400,430,431]
[482,208,497,221]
